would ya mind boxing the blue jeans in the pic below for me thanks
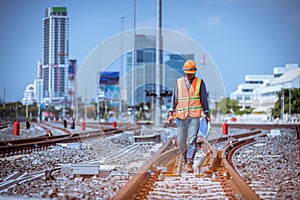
[176,116,200,163]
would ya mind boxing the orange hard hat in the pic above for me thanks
[183,60,197,74]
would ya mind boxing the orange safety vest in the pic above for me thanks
[176,77,203,119]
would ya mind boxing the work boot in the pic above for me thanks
[184,162,194,173]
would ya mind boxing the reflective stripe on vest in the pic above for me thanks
[176,77,203,119]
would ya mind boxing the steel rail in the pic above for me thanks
[220,137,261,200]
[209,129,262,144]
[0,134,80,157]
[0,134,70,147]
[113,130,264,199]
[111,137,177,200]
[0,127,127,157]
[0,171,46,193]
[0,121,10,130]
[165,122,299,131]
[212,123,299,130]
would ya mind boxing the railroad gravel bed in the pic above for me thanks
[0,147,96,180]
[0,127,175,200]
[0,122,46,141]
[232,128,300,199]
[1,126,298,199]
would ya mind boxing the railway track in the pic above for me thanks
[0,122,9,130]
[0,171,46,193]
[0,124,298,199]
[0,122,134,157]
[212,123,299,130]
[112,130,267,200]
[0,141,147,196]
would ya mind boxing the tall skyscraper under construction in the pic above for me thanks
[42,6,69,105]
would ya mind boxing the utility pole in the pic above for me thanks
[155,0,162,127]
[97,86,100,122]
[131,0,136,123]
[26,98,28,119]
[289,88,291,121]
[281,88,285,121]
[3,85,6,109]
[119,15,125,121]
[85,85,87,120]
[97,46,101,122]
[37,103,40,122]
[73,62,77,121]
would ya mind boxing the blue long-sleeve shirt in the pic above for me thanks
[169,76,209,115]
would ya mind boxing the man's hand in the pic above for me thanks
[168,112,174,123]
[205,113,210,123]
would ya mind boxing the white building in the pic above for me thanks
[22,84,35,105]
[230,74,274,109]
[22,79,43,106]
[273,63,298,78]
[253,67,300,113]
[231,63,299,113]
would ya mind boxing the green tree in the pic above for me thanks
[235,108,253,115]
[216,97,239,114]
[98,101,110,119]
[146,101,151,111]
[271,88,300,119]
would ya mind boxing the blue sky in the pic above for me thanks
[0,0,299,102]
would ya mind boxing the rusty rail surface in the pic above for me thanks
[0,122,9,130]
[111,137,177,200]
[113,130,264,200]
[209,129,263,144]
[165,122,299,131]
[0,135,80,157]
[220,138,260,200]
[0,124,130,157]
[212,123,299,130]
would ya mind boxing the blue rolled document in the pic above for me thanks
[199,117,210,138]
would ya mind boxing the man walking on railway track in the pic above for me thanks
[168,60,210,173]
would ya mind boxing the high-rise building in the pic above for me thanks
[164,53,194,89]
[42,6,69,105]
[126,34,157,104]
[126,34,195,105]
[37,60,42,79]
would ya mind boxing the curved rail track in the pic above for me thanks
[1,123,298,199]
[112,130,267,200]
